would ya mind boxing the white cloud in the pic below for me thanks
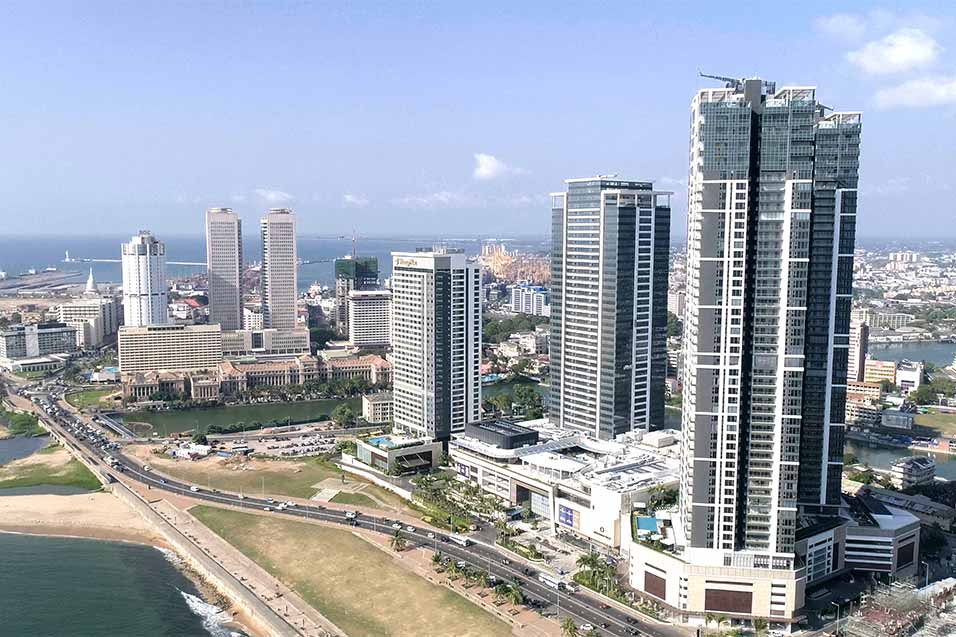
[230,193,247,203]
[392,190,476,209]
[472,153,524,180]
[342,193,369,208]
[816,13,867,41]
[870,177,911,196]
[874,76,956,109]
[254,187,294,204]
[847,28,942,74]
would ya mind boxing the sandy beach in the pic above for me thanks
[0,492,167,547]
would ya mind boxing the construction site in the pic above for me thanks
[843,580,956,637]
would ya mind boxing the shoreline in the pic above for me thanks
[0,492,262,637]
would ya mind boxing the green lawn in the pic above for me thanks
[915,410,956,437]
[190,506,511,637]
[330,491,380,508]
[121,397,362,435]
[0,449,101,491]
[0,407,45,437]
[66,388,116,410]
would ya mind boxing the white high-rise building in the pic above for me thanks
[348,289,392,347]
[58,296,120,348]
[205,208,243,330]
[391,249,481,441]
[260,209,297,330]
[848,319,869,383]
[121,231,168,327]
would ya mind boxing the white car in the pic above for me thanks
[392,523,403,530]
[190,486,199,492]
[406,526,415,532]
[580,625,594,632]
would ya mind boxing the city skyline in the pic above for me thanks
[2,2,954,238]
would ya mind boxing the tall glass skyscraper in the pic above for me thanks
[549,177,671,439]
[680,78,861,557]
[205,208,243,331]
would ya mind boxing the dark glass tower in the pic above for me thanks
[679,78,861,559]
[549,177,671,439]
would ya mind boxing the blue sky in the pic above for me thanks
[1,1,954,239]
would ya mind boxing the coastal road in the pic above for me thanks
[26,389,688,637]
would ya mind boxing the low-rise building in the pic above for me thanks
[846,398,881,426]
[895,360,923,394]
[882,408,915,430]
[355,434,442,474]
[890,456,936,489]
[450,419,679,550]
[847,380,882,402]
[842,493,920,579]
[861,485,956,532]
[362,392,393,424]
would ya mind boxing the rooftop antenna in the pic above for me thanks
[351,228,356,260]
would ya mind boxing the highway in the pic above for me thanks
[20,386,688,637]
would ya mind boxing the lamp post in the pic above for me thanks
[921,560,930,588]
[831,601,841,634]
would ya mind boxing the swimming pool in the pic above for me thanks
[636,516,659,532]
[367,436,396,449]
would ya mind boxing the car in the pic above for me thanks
[267,498,275,504]
[159,478,166,484]
[264,507,272,512]
[581,625,594,632]
[427,532,436,539]
[392,523,403,530]
[406,525,415,532]
[501,558,511,565]
[190,486,199,492]
[237,494,245,500]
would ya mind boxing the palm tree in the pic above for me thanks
[476,570,492,588]
[752,618,768,636]
[584,629,600,637]
[705,614,717,633]
[505,585,525,607]
[716,614,728,635]
[561,617,579,637]
[389,530,407,552]
[431,552,443,567]
[493,583,510,602]
[576,551,603,574]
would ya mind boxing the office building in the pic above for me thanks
[549,177,671,438]
[630,78,862,629]
[260,209,297,330]
[889,456,936,489]
[0,322,78,361]
[391,249,481,441]
[57,296,120,348]
[334,257,379,335]
[667,290,686,318]
[122,231,169,327]
[205,208,243,330]
[852,309,914,330]
[362,391,394,424]
[118,324,223,373]
[509,283,551,317]
[243,304,264,331]
[864,358,897,385]
[348,288,391,347]
[847,319,869,382]
[221,327,310,357]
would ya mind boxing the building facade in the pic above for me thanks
[221,328,311,357]
[121,231,169,327]
[847,319,868,382]
[205,208,243,330]
[636,78,862,629]
[57,296,120,348]
[334,257,379,336]
[348,289,391,347]
[118,324,223,372]
[0,322,78,360]
[260,209,297,330]
[549,177,671,438]
[391,249,481,441]
[509,283,551,317]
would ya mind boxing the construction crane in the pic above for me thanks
[698,71,776,94]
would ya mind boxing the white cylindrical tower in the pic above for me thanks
[121,231,169,327]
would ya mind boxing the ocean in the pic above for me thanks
[0,234,549,292]
[0,533,237,637]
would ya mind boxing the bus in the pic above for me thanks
[448,534,472,547]
[538,573,565,591]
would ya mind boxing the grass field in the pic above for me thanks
[190,506,511,637]
[120,397,361,435]
[330,491,380,508]
[0,445,101,491]
[916,410,956,436]
[66,388,116,410]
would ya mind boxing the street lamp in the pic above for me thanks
[921,560,930,588]
[831,601,841,633]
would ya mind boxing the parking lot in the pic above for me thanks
[216,432,340,458]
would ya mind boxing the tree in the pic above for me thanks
[191,432,209,445]
[879,379,898,394]
[843,452,859,466]
[752,618,768,636]
[309,326,336,351]
[491,394,513,415]
[716,615,728,635]
[561,618,579,637]
[667,311,683,338]
[510,358,532,377]
[332,404,356,428]
[911,384,937,405]
[389,530,407,552]
[431,552,443,566]
[505,585,525,606]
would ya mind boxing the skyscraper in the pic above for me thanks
[334,256,379,335]
[390,249,481,441]
[260,209,297,330]
[847,319,869,383]
[121,231,169,327]
[679,78,860,560]
[549,177,671,439]
[205,208,243,330]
